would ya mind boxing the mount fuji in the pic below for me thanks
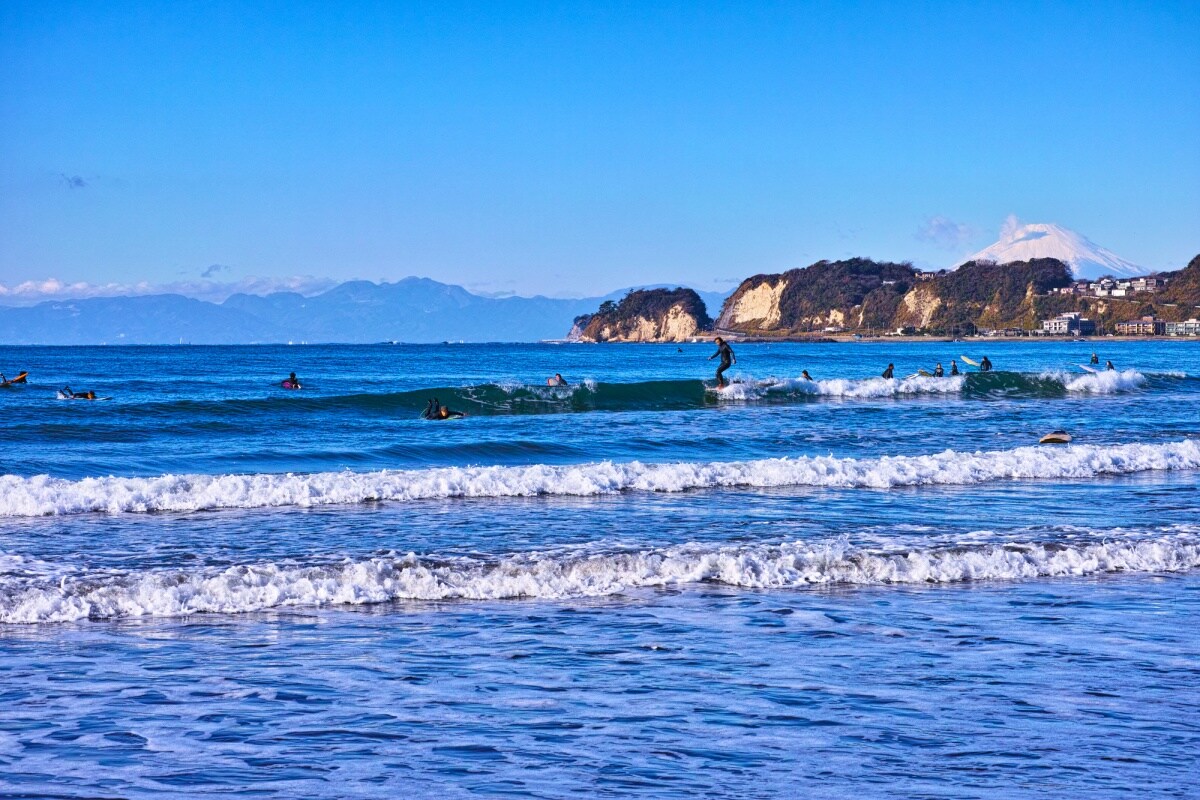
[957,221,1145,280]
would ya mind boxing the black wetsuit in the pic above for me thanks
[881,366,894,379]
[950,363,959,376]
[980,358,992,372]
[711,342,735,385]
[934,365,944,377]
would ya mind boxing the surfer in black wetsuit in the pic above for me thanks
[547,373,568,386]
[1091,353,1099,365]
[980,356,992,372]
[934,363,944,377]
[709,337,736,388]
[1105,360,1115,371]
[950,360,960,376]
[881,363,894,379]
[435,405,465,420]
[284,372,301,389]
[802,370,813,381]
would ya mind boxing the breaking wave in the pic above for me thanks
[53,369,1184,421]
[2,439,1197,517]
[4,532,1197,623]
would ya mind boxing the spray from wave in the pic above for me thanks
[1,439,1197,517]
[4,532,1197,623]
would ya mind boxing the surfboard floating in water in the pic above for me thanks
[1040,430,1072,444]
[960,355,980,367]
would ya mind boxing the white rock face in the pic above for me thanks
[717,279,787,329]
[957,222,1144,280]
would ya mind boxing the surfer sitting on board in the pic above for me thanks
[881,363,894,379]
[709,337,736,388]
[282,372,301,389]
[933,363,944,377]
[1091,353,1099,365]
[547,373,568,386]
[980,356,992,372]
[950,360,959,376]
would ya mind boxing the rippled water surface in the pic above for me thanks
[1,340,1198,797]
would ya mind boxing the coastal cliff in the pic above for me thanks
[573,288,712,342]
[715,258,918,334]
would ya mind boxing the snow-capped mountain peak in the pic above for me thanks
[957,220,1145,280]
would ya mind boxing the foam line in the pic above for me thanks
[1,440,1197,517]
[4,534,1198,623]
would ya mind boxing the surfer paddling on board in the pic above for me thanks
[61,386,97,400]
[801,370,813,381]
[709,337,736,388]
[546,373,568,386]
[881,364,894,379]
[424,397,465,420]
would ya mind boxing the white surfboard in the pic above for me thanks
[960,355,980,367]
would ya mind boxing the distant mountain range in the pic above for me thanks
[958,222,1145,280]
[0,278,732,345]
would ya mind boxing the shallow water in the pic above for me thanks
[1,340,1198,796]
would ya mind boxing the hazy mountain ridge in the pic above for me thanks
[0,278,726,345]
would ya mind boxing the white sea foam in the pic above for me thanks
[0,440,1197,517]
[1050,369,1148,394]
[718,375,965,400]
[5,534,1198,623]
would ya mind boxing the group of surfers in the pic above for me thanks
[880,358,979,379]
[275,339,1124,422]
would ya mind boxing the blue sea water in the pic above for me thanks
[1,340,1198,798]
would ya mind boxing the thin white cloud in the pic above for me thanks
[999,214,1022,240]
[0,275,338,306]
[915,215,978,250]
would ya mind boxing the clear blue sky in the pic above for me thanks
[1,0,1197,299]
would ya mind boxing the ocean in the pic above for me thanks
[1,340,1198,798]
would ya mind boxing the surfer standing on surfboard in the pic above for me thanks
[709,337,736,388]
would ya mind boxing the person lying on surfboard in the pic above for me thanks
[881,364,894,379]
[709,337,736,388]
[61,386,96,400]
[434,404,465,420]
[547,373,568,386]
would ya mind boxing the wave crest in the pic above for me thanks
[4,534,1197,623]
[1,440,1197,517]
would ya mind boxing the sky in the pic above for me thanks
[1,0,1197,302]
